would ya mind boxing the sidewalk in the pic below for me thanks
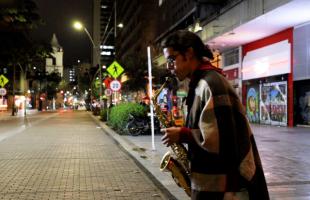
[0,109,38,120]
[91,114,310,200]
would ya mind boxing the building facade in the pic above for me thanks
[92,0,310,127]
[200,0,310,127]
[93,0,115,68]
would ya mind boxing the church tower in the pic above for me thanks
[46,33,64,77]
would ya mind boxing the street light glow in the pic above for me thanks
[117,23,123,28]
[73,21,83,30]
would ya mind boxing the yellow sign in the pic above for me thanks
[107,61,124,78]
[0,74,9,87]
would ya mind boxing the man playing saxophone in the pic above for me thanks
[160,30,270,200]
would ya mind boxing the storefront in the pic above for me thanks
[294,80,310,126]
[244,76,288,126]
[242,29,293,127]
[293,24,310,126]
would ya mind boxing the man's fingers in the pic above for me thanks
[161,134,167,141]
[161,130,172,147]
[162,138,168,145]
[162,139,171,147]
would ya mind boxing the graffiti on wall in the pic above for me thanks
[246,86,260,123]
[260,81,287,126]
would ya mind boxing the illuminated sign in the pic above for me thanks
[107,61,124,78]
[242,40,291,80]
[0,74,9,87]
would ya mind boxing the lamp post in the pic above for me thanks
[73,21,103,108]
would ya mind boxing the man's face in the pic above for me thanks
[163,47,190,81]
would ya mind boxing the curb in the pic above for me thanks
[89,113,183,200]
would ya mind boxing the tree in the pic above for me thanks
[58,80,70,93]
[0,0,50,114]
[77,63,93,94]
[121,52,168,93]
[45,72,61,100]
[0,0,42,32]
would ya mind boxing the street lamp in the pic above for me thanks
[73,21,102,108]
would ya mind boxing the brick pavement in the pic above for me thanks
[97,116,310,200]
[0,111,170,200]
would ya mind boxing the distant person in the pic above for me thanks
[160,30,269,200]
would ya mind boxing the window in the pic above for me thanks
[223,47,239,66]
[52,57,56,65]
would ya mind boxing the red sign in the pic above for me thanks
[104,77,113,88]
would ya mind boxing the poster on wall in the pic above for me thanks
[260,81,287,126]
[260,84,271,124]
[246,86,260,123]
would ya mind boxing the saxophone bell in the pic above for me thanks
[160,152,191,197]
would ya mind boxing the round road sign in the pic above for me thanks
[105,88,112,96]
[110,80,121,91]
[0,88,7,96]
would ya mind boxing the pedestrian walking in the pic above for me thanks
[160,30,270,200]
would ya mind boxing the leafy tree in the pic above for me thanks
[0,0,42,31]
[121,53,148,92]
[121,52,168,93]
[77,63,93,94]
[43,72,61,100]
[0,0,46,66]
[0,0,48,114]
[58,80,70,92]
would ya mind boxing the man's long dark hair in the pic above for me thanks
[161,30,214,61]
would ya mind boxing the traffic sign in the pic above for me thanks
[107,61,124,78]
[0,74,9,87]
[0,88,7,96]
[110,80,121,91]
[104,88,112,96]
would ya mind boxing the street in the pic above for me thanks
[0,110,168,200]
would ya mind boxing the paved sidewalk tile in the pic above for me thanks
[0,111,170,200]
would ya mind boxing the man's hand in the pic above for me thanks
[161,127,182,147]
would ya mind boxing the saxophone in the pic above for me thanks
[152,77,191,197]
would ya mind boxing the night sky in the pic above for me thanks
[32,0,93,67]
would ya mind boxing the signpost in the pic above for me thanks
[0,88,7,111]
[0,75,9,111]
[0,88,7,96]
[106,61,124,106]
[110,80,121,92]
[106,60,124,79]
[0,74,9,88]
[104,88,112,96]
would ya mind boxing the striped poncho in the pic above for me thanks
[181,63,270,200]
